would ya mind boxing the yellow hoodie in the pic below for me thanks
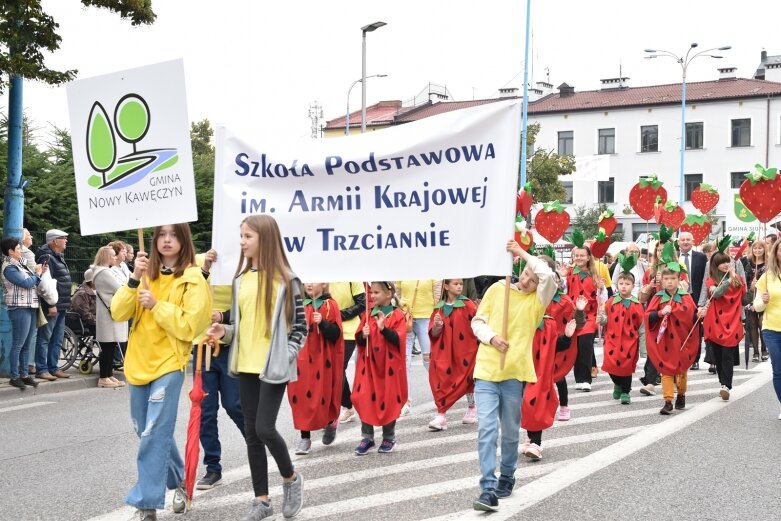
[111,266,212,385]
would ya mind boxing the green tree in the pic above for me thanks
[524,123,576,204]
[190,119,215,245]
[572,203,625,242]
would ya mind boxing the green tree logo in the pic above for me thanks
[114,94,150,153]
[86,101,117,186]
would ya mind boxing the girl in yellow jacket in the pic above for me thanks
[111,224,212,518]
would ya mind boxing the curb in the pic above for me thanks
[0,375,101,401]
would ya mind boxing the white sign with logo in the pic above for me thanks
[211,101,521,284]
[725,190,762,237]
[67,59,197,235]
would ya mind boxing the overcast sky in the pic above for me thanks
[17,0,781,143]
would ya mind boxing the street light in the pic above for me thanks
[346,74,387,136]
[361,21,387,133]
[645,43,731,203]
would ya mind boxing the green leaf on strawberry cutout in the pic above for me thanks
[542,200,566,213]
[639,174,663,189]
[598,208,614,220]
[682,213,708,225]
[663,200,679,211]
[595,227,608,241]
[698,183,717,194]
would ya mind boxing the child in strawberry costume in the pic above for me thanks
[353,282,407,455]
[288,283,344,455]
[600,254,644,405]
[700,243,745,401]
[645,243,700,415]
[427,279,479,431]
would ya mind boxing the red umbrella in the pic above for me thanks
[184,338,221,506]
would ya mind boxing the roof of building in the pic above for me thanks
[394,98,512,123]
[528,78,781,114]
[325,100,414,130]
[755,53,781,78]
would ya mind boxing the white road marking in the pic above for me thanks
[0,401,56,414]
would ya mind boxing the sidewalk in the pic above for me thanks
[0,366,107,401]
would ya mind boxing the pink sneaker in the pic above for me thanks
[428,414,448,431]
[520,436,531,454]
[557,406,571,421]
[462,405,478,424]
[524,443,542,461]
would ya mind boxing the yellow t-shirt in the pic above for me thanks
[595,260,612,289]
[754,271,781,331]
[397,279,438,318]
[473,281,546,383]
[237,271,277,374]
[330,281,364,341]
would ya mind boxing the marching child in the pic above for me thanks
[427,279,479,431]
[600,253,644,405]
[701,240,745,401]
[470,240,556,512]
[644,243,700,415]
[353,281,407,455]
[289,283,344,454]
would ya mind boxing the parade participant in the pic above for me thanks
[397,279,438,415]
[289,283,344,454]
[353,281,407,455]
[600,253,644,405]
[644,243,699,415]
[701,243,745,401]
[427,278,479,431]
[206,215,307,520]
[752,238,781,420]
[110,224,212,519]
[330,282,366,424]
[470,240,556,511]
[567,230,603,392]
[553,294,586,421]
[740,240,768,362]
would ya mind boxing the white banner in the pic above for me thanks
[211,101,521,284]
[67,59,197,235]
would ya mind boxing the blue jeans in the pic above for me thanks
[8,307,36,378]
[474,378,524,491]
[406,317,431,391]
[125,370,185,510]
[36,310,65,374]
[191,345,245,474]
[762,330,781,404]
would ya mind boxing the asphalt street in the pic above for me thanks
[0,346,778,521]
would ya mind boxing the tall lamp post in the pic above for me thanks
[645,43,731,203]
[346,74,387,136]
[361,21,386,134]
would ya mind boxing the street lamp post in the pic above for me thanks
[645,43,731,203]
[361,21,386,134]
[346,74,387,136]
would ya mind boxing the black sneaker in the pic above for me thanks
[9,378,26,390]
[322,420,338,446]
[660,401,673,415]
[196,471,222,490]
[411,346,421,355]
[473,489,499,512]
[21,376,39,387]
[674,395,686,410]
[495,474,515,498]
[690,362,700,370]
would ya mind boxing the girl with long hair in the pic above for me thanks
[742,239,768,361]
[751,238,781,420]
[567,241,603,391]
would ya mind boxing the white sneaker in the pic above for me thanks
[400,401,412,416]
[639,383,656,396]
[581,382,591,392]
[339,407,356,423]
[574,382,584,390]
[523,443,542,461]
[428,414,447,431]
[719,385,730,401]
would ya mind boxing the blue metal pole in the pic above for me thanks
[519,0,532,187]
[679,71,686,203]
[1,73,25,377]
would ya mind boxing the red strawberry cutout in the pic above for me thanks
[656,201,686,230]
[589,228,611,259]
[630,174,667,221]
[679,214,711,245]
[739,164,781,223]
[534,200,571,243]
[516,182,533,218]
[514,226,534,251]
[691,183,719,214]
[597,209,617,236]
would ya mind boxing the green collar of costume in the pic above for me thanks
[536,314,553,330]
[612,294,640,308]
[552,291,563,303]
[435,295,467,317]
[656,287,688,304]
[371,304,395,316]
[303,297,325,310]
[572,266,588,280]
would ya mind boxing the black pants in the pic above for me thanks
[556,378,568,406]
[609,373,632,393]
[98,341,117,378]
[746,310,767,356]
[361,420,396,440]
[341,340,356,409]
[528,430,542,446]
[709,342,736,389]
[239,374,294,497]
[574,333,596,384]
[640,356,660,386]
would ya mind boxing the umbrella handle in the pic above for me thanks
[196,337,221,372]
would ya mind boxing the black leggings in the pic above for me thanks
[709,342,736,389]
[609,373,632,393]
[239,374,294,497]
[556,378,568,406]
[528,430,542,446]
[98,342,117,378]
[574,333,596,384]
[341,340,356,409]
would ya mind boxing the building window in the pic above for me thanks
[598,177,615,203]
[731,118,751,147]
[686,122,704,150]
[640,125,658,152]
[731,171,748,189]
[562,181,574,204]
[558,131,574,156]
[684,173,703,201]
[633,223,659,242]
[598,128,615,154]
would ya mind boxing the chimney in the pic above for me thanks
[600,77,629,90]
[528,87,544,101]
[766,63,781,83]
[718,67,737,80]
[557,82,575,97]
[535,81,553,97]
[762,50,768,63]
[498,87,519,98]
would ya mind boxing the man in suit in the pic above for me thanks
[678,231,707,369]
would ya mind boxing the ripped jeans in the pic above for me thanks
[126,370,185,510]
